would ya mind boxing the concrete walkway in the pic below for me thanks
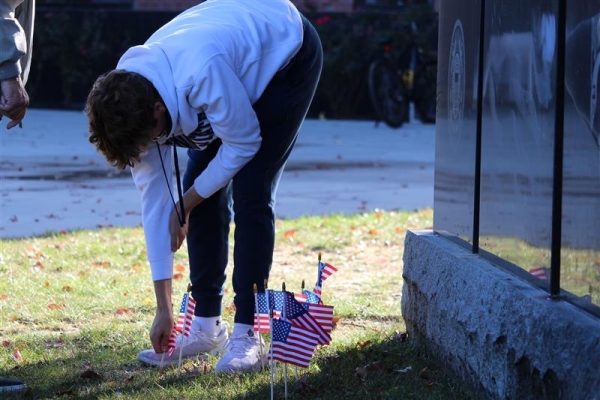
[0,109,434,238]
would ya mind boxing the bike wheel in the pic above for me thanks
[368,59,407,128]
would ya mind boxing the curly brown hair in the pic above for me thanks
[85,70,160,169]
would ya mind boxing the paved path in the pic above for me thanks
[0,109,434,238]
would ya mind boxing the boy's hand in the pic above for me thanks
[0,76,29,129]
[169,206,188,252]
[150,308,175,353]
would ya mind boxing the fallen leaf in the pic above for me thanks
[0,294,8,301]
[355,366,368,380]
[2,340,11,348]
[355,361,385,381]
[32,260,44,270]
[175,264,186,273]
[115,308,130,316]
[173,273,184,280]
[395,227,406,234]
[47,303,65,311]
[93,260,110,269]
[368,229,379,235]
[43,281,50,288]
[131,263,142,272]
[62,285,73,292]
[357,340,371,349]
[332,316,341,329]
[284,229,297,239]
[12,349,22,362]
[181,366,204,378]
[142,298,154,307]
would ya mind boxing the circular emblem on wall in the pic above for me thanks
[448,20,465,134]
[591,16,599,140]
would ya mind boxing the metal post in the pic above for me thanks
[550,0,567,298]
[472,0,486,254]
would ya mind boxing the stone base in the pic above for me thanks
[401,230,600,400]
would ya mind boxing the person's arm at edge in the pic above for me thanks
[186,55,262,200]
[0,0,29,128]
[0,0,26,81]
[131,144,178,353]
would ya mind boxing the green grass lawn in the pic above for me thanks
[0,210,477,399]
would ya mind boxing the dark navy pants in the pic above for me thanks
[182,16,323,325]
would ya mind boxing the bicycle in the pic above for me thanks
[367,19,438,128]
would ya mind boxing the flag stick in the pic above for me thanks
[266,281,274,400]
[295,280,305,381]
[177,294,188,369]
[253,283,265,371]
[282,282,288,400]
[316,253,322,290]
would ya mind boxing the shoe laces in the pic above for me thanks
[176,328,209,346]
[228,334,258,357]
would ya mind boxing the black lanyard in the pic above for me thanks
[156,142,186,227]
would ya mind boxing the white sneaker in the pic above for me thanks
[215,329,266,374]
[138,322,229,368]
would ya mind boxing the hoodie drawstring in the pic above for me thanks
[156,142,186,227]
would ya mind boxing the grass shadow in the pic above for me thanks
[2,328,479,400]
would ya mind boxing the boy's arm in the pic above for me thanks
[186,55,262,199]
[130,143,175,282]
[0,0,26,80]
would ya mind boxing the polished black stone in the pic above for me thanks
[434,1,599,307]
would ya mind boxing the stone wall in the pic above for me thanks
[402,230,600,400]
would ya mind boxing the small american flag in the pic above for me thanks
[529,267,549,280]
[271,318,319,368]
[166,327,178,356]
[313,284,322,297]
[284,291,331,345]
[175,293,196,336]
[314,261,338,296]
[301,289,322,304]
[253,292,273,333]
[319,261,338,281]
[304,303,334,333]
[294,291,308,303]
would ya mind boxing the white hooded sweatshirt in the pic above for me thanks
[117,0,303,281]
